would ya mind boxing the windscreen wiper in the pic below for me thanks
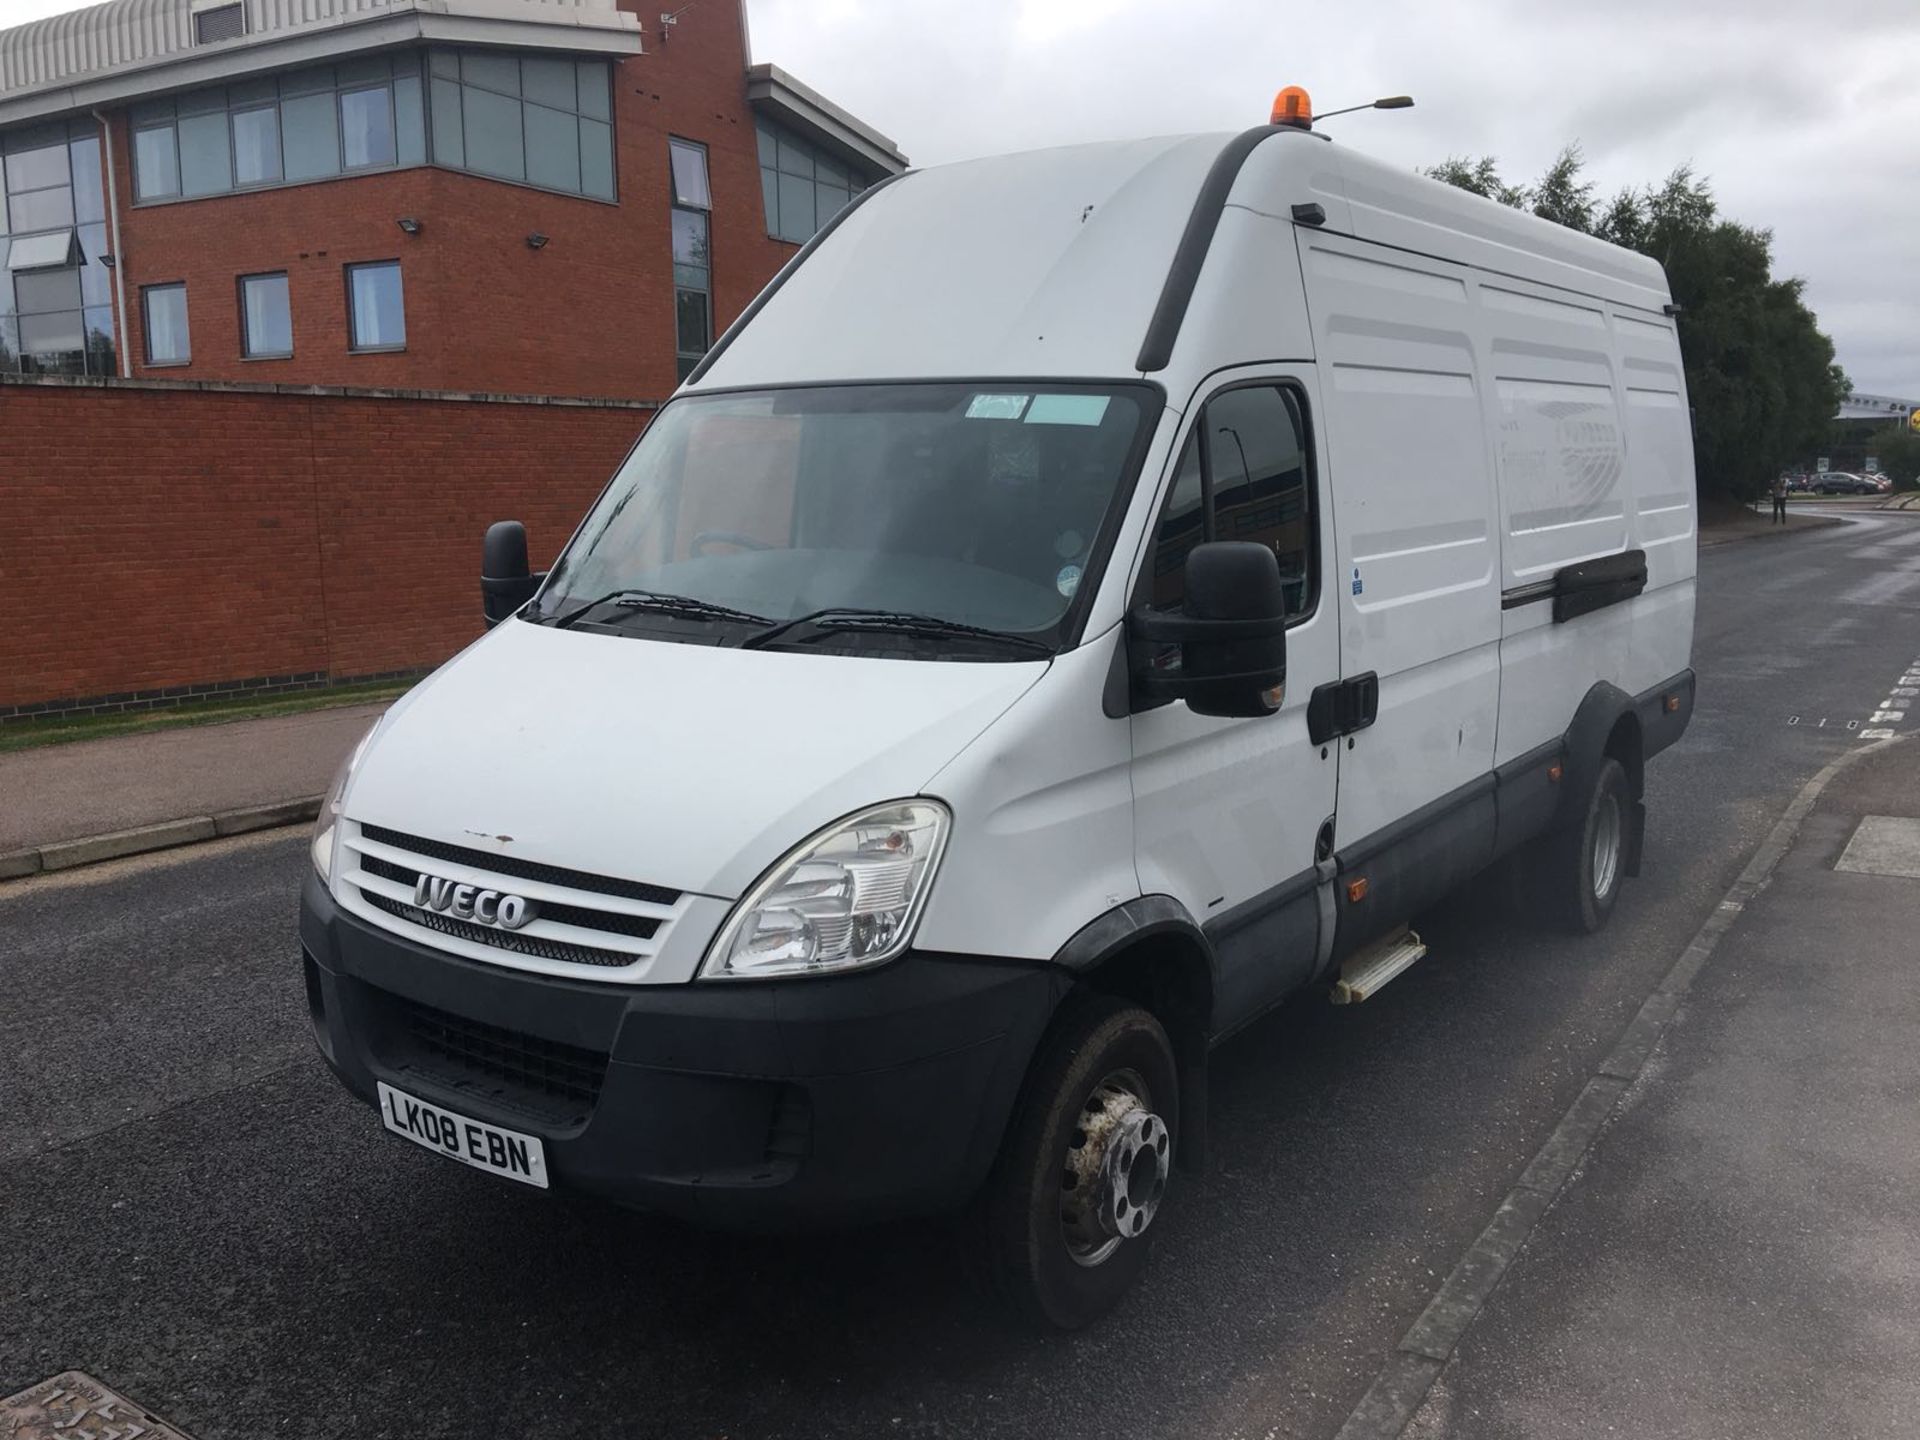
[547,589,772,631]
[740,607,1054,656]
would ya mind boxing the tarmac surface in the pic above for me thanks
[4,509,1919,1439]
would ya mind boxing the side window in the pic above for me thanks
[1149,430,1205,610]
[1206,386,1314,617]
[1146,384,1316,620]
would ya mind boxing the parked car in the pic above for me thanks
[299,111,1698,1328]
[1811,472,1879,495]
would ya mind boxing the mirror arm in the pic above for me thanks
[1135,663,1290,704]
[1127,607,1289,644]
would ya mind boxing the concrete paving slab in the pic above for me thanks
[1834,814,1920,878]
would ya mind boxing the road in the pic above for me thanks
[5,510,1918,1440]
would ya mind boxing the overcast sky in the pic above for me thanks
[3,0,1913,394]
[745,0,1918,398]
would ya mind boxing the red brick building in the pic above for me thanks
[0,0,905,400]
[0,0,905,722]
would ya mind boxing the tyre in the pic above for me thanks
[1543,756,1631,934]
[978,993,1178,1330]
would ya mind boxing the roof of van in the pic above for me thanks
[692,127,1673,392]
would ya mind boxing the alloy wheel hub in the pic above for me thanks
[1062,1075,1171,1265]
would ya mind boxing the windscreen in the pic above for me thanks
[535,382,1156,654]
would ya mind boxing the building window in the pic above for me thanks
[2,118,114,376]
[669,139,710,383]
[129,54,426,204]
[239,272,292,358]
[346,261,405,351]
[143,283,190,365]
[756,119,869,244]
[426,48,614,200]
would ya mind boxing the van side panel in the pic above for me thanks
[1297,236,1503,847]
[1478,277,1637,767]
[1613,309,1698,693]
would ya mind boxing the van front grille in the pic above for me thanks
[363,891,637,968]
[358,822,680,907]
[343,821,685,976]
[359,856,662,940]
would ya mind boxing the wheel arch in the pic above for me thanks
[1562,681,1641,819]
[1050,896,1217,1171]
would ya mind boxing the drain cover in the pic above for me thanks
[1835,815,1920,880]
[1,1372,194,1439]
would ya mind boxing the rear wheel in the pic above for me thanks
[1543,756,1630,934]
[979,994,1178,1329]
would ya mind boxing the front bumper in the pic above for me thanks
[299,871,1064,1228]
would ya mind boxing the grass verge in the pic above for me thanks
[0,680,411,755]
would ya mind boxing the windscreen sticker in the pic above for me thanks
[1056,563,1084,598]
[1025,394,1111,426]
[967,393,1031,420]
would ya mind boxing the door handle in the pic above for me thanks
[1307,672,1379,745]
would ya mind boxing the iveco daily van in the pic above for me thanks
[299,97,1697,1327]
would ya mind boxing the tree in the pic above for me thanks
[1423,149,1847,502]
[1425,155,1526,209]
[1867,426,1920,490]
[1529,145,1596,232]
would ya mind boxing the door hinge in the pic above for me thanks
[1307,671,1379,745]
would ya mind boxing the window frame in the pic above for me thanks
[344,260,406,353]
[129,59,422,206]
[668,135,711,210]
[669,136,712,383]
[1138,378,1322,631]
[430,48,618,203]
[141,281,191,366]
[756,118,867,245]
[237,270,294,359]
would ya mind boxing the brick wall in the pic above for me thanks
[0,376,650,717]
[109,0,801,400]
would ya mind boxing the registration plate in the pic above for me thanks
[377,1081,549,1189]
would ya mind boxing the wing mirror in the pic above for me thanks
[481,520,546,628]
[1127,541,1288,718]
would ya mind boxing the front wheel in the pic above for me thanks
[978,994,1178,1329]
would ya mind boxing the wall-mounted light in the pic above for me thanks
[99,254,117,269]
[397,217,423,235]
[525,232,549,250]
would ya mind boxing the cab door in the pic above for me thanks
[1129,372,1340,1032]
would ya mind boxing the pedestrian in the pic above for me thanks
[1771,473,1789,525]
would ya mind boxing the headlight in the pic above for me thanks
[701,800,951,980]
[311,727,376,884]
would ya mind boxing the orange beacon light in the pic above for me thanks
[1271,86,1313,129]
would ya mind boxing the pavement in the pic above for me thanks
[4,509,1920,1440]
[0,702,387,869]
[1403,734,1920,1439]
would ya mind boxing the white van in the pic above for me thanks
[299,107,1696,1328]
